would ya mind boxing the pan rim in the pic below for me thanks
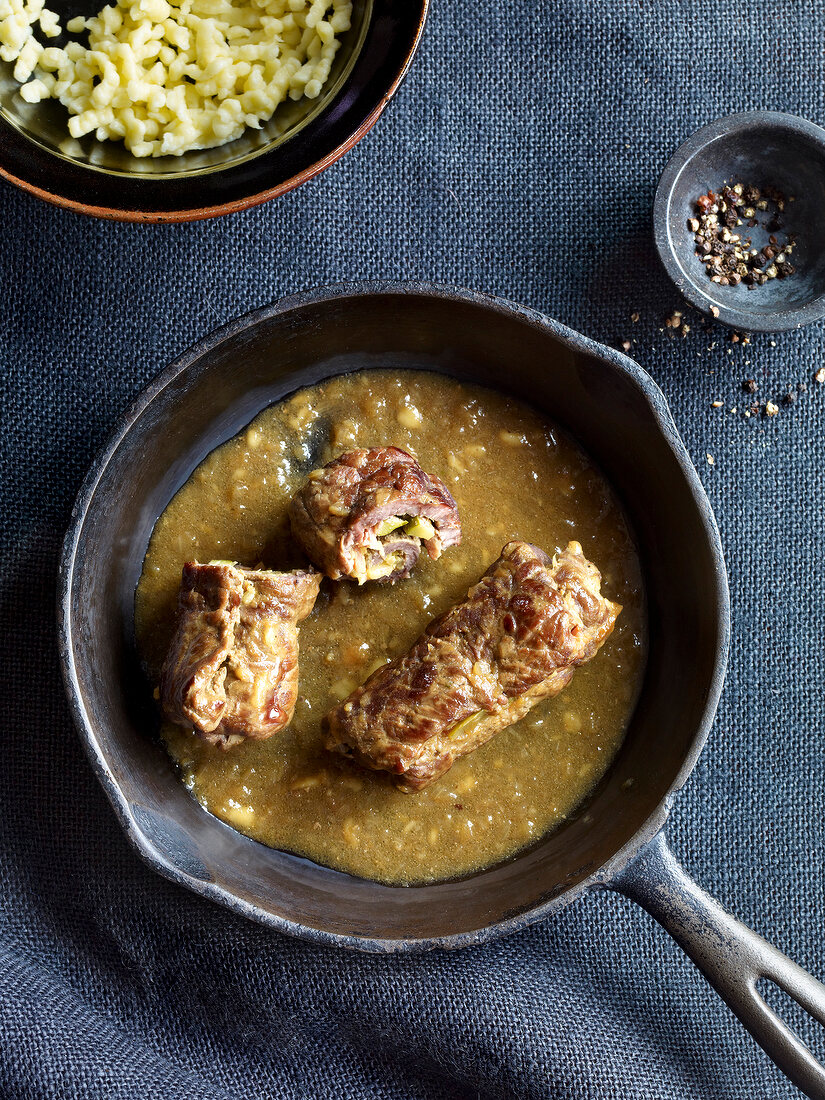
[56,281,731,952]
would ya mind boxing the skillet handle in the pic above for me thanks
[610,830,825,1099]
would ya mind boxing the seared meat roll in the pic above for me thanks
[289,447,461,584]
[160,561,320,748]
[325,541,620,790]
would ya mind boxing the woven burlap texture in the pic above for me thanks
[1,2,824,1097]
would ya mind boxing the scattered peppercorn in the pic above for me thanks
[783,391,797,405]
[689,182,798,291]
[743,378,757,394]
[664,308,693,337]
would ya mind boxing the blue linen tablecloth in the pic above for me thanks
[2,2,824,1097]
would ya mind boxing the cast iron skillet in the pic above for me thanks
[57,284,825,1096]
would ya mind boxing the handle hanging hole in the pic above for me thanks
[757,978,825,1066]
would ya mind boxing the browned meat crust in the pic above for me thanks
[324,541,621,790]
[289,447,461,584]
[160,562,320,748]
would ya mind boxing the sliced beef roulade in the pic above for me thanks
[289,446,461,584]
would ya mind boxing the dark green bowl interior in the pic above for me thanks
[0,0,372,177]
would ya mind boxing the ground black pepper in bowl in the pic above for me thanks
[691,183,797,290]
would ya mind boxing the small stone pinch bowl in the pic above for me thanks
[654,112,825,332]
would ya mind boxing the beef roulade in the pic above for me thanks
[160,561,320,748]
[324,541,620,789]
[289,446,461,584]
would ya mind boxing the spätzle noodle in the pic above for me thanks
[0,0,352,157]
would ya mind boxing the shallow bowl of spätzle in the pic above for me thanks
[0,0,427,220]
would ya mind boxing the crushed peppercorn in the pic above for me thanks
[690,183,797,290]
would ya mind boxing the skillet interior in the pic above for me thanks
[59,285,728,948]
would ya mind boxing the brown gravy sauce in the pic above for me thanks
[135,369,646,884]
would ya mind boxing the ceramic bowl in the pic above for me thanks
[0,0,427,221]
